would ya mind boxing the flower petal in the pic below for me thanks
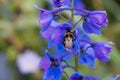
[45,50,54,59]
[55,43,72,61]
[92,42,113,62]
[79,54,95,68]
[83,21,101,34]
[39,57,51,70]
[40,26,56,40]
[53,0,69,7]
[69,72,83,80]
[43,66,62,80]
[39,10,53,32]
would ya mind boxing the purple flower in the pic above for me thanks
[39,50,62,80]
[72,27,95,68]
[39,8,60,32]
[78,42,95,68]
[74,0,85,9]
[91,42,113,62]
[39,9,53,32]
[53,0,69,7]
[39,9,60,41]
[77,40,114,68]
[67,0,85,9]
[69,72,101,80]
[82,11,108,34]
[40,24,56,40]
[80,40,113,62]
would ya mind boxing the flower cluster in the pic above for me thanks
[35,0,120,80]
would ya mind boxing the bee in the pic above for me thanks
[63,29,75,50]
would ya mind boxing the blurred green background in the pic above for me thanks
[0,0,120,80]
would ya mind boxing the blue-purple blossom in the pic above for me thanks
[39,9,53,32]
[39,50,62,80]
[67,0,85,9]
[39,8,62,33]
[39,9,62,41]
[69,72,101,80]
[78,42,95,68]
[53,0,69,7]
[40,25,55,40]
[89,41,113,62]
[74,0,85,9]
[82,11,108,34]
[78,40,113,67]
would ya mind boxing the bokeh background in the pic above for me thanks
[0,0,120,80]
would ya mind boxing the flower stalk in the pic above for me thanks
[71,0,79,72]
[71,0,74,28]
[74,54,79,72]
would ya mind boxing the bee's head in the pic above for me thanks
[65,33,73,41]
[64,29,74,40]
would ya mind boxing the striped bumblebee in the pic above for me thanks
[63,29,75,50]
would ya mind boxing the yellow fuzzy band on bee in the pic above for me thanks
[67,37,72,41]
[64,32,73,36]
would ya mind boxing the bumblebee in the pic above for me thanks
[63,29,75,50]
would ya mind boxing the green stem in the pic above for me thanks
[71,0,74,28]
[74,54,79,72]
[71,0,79,72]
